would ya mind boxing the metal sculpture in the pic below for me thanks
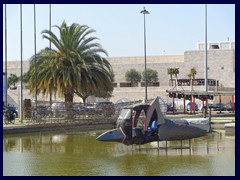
[96,97,210,145]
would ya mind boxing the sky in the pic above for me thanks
[2,4,235,61]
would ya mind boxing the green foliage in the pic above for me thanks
[173,68,179,78]
[8,73,19,88]
[187,73,192,79]
[27,21,113,103]
[142,68,158,84]
[167,68,174,80]
[167,67,179,86]
[187,67,197,79]
[125,69,142,86]
[75,69,115,103]
[167,67,179,78]
[22,72,30,84]
[190,67,197,79]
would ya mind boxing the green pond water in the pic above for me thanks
[3,129,235,176]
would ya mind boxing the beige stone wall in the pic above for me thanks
[184,49,235,88]
[3,49,235,105]
[3,61,29,77]
[107,55,184,83]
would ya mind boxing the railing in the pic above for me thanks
[25,100,143,125]
[170,79,219,87]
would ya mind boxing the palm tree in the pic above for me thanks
[27,21,113,106]
[167,68,179,86]
[75,64,114,103]
[167,68,174,86]
[22,72,30,84]
[187,73,192,79]
[187,72,192,88]
[190,68,197,79]
[187,73,192,84]
[173,68,179,79]
[190,67,197,86]
[173,68,179,86]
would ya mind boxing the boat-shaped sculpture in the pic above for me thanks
[96,97,210,145]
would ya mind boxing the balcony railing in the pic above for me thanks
[169,79,219,87]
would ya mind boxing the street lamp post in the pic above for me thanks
[140,7,149,103]
[204,4,208,92]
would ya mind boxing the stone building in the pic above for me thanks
[107,41,235,102]
[3,41,235,106]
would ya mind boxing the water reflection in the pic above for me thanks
[3,130,235,176]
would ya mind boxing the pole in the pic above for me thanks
[20,4,23,123]
[183,96,186,114]
[4,4,8,106]
[204,4,208,92]
[144,12,147,102]
[34,4,37,110]
[172,96,175,114]
[204,4,208,118]
[231,95,235,112]
[140,7,149,103]
[49,4,52,107]
[219,95,222,113]
[49,4,51,50]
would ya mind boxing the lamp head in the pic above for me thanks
[140,7,150,14]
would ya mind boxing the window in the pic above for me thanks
[120,82,132,87]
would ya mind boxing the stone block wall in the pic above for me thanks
[3,49,235,105]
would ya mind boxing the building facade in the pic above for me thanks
[107,49,234,102]
[3,41,235,105]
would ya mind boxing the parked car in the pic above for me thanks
[225,103,235,111]
[187,102,198,111]
[199,103,213,111]
[212,103,226,111]
[166,103,177,112]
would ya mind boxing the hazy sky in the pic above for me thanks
[3,4,235,61]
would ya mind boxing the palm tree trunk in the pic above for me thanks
[191,78,193,91]
[49,91,52,107]
[54,88,57,100]
[64,88,74,118]
[175,75,178,87]
[65,92,73,103]
[82,96,87,103]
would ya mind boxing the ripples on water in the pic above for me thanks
[3,130,235,176]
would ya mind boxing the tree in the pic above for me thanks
[8,73,19,88]
[173,68,179,86]
[187,73,192,79]
[142,68,158,85]
[190,67,197,79]
[167,68,179,86]
[167,68,174,86]
[187,67,197,88]
[27,21,113,106]
[125,69,142,87]
[173,68,179,79]
[75,68,115,103]
[22,72,30,84]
